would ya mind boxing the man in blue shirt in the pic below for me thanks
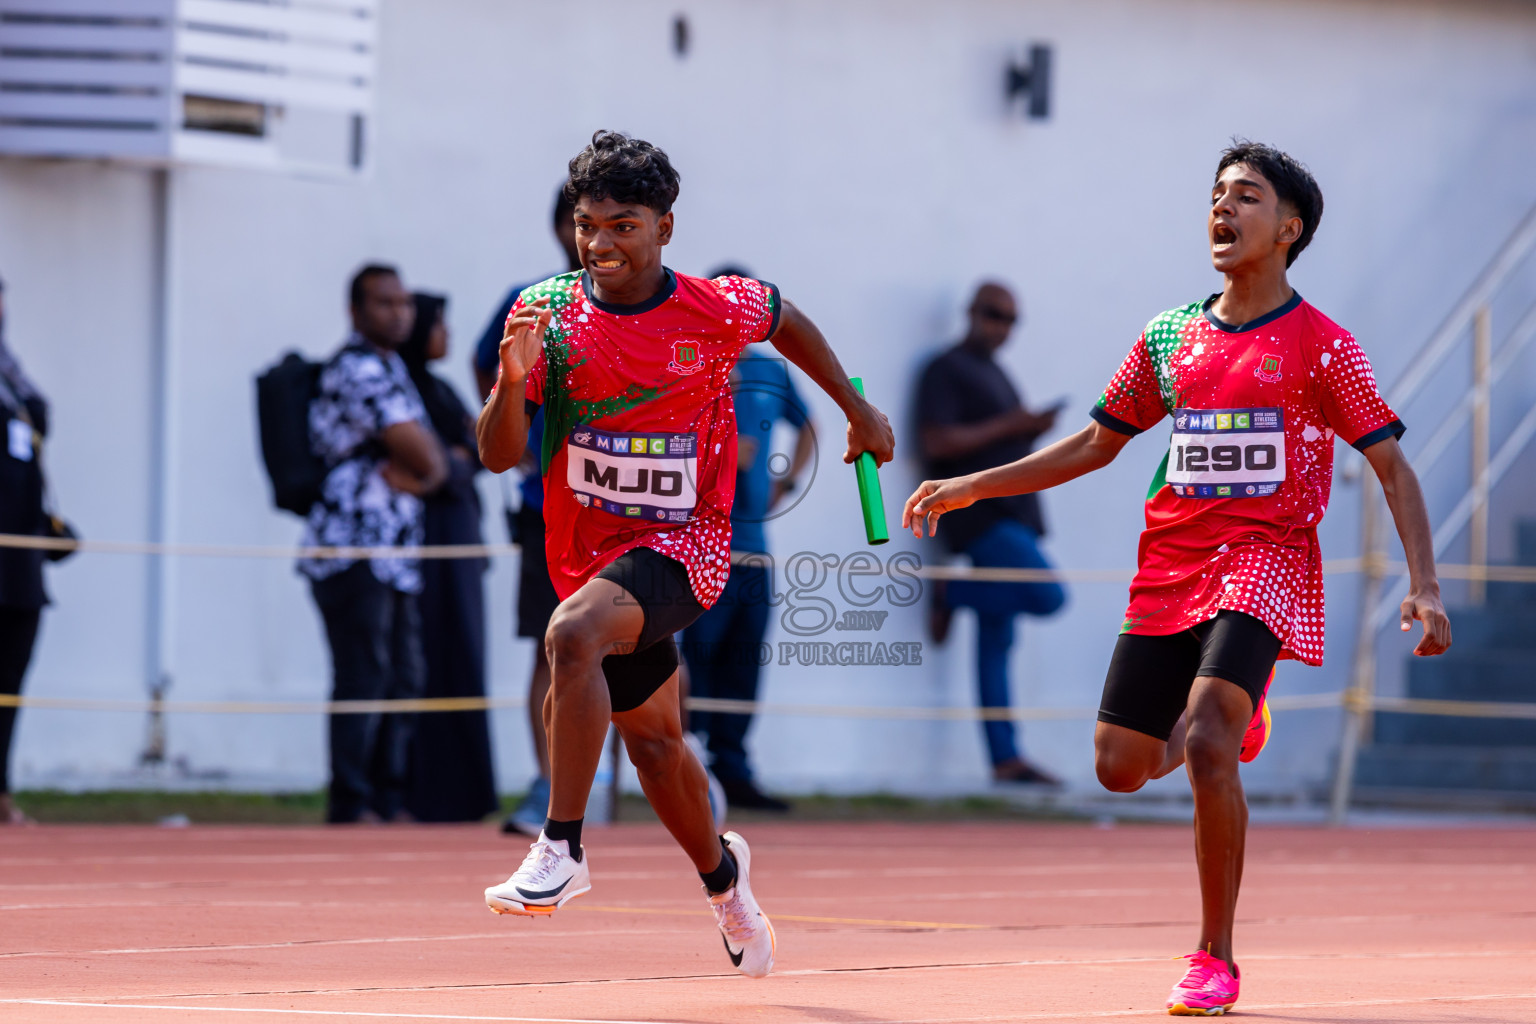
[473,189,581,835]
[681,267,814,811]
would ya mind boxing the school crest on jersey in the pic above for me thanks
[668,340,704,375]
[1254,353,1283,383]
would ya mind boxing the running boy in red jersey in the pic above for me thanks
[477,131,894,979]
[903,142,1450,1015]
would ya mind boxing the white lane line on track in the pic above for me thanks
[0,847,681,859]
[0,899,525,911]
[7,879,1529,911]
[710,878,1536,906]
[0,928,692,960]
[0,844,804,869]
[14,843,1523,868]
[63,948,1536,1003]
[0,873,519,893]
[6,903,1534,960]
[884,993,1536,1023]
[0,853,490,868]
[3,868,1526,904]
[0,1003,684,1023]
[5,992,1536,1023]
[0,865,1520,905]
[2,855,1526,882]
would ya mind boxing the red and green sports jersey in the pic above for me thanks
[515,269,780,607]
[1091,294,1403,665]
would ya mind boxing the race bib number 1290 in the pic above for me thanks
[567,425,698,523]
[1166,407,1285,498]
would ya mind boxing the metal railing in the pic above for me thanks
[1330,203,1536,822]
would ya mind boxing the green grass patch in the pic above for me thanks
[618,791,1090,824]
[14,789,326,825]
[12,789,1090,825]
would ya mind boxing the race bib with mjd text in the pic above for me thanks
[1166,407,1285,498]
[566,425,698,523]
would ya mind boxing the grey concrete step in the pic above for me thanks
[1481,517,1536,607]
[1347,785,1536,813]
[1429,607,1536,652]
[1518,519,1536,567]
[1373,711,1536,747]
[1359,522,1536,793]
[1488,579,1536,608]
[1353,744,1536,792]
[1403,649,1535,702]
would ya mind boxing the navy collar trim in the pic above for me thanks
[1201,291,1303,334]
[581,267,677,316]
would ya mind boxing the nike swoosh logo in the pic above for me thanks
[721,934,743,967]
[515,878,570,901]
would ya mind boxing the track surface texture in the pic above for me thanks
[1,822,1532,1023]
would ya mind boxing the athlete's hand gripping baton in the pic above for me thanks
[848,377,889,546]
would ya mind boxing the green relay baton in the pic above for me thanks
[848,377,889,545]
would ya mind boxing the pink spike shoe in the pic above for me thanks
[1166,949,1239,1015]
[1239,667,1276,763]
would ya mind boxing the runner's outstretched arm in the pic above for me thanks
[477,299,551,473]
[1361,436,1452,656]
[768,300,895,466]
[903,421,1132,538]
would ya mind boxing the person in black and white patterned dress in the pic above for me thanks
[300,264,447,823]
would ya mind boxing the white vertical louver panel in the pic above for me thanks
[173,0,375,171]
[0,0,375,174]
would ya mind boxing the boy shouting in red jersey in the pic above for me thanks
[904,141,1450,1015]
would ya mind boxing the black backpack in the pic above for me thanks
[255,352,327,516]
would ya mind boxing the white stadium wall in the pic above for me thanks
[0,0,1533,798]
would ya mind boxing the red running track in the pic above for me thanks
[0,821,1533,1023]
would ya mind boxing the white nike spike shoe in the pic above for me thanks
[485,832,591,917]
[707,831,775,978]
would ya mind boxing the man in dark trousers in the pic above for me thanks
[915,282,1066,785]
[300,265,447,823]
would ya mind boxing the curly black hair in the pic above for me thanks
[1216,141,1323,268]
[563,130,681,215]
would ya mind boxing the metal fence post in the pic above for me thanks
[1470,306,1492,605]
[1331,473,1382,824]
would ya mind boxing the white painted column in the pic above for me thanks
[142,165,183,767]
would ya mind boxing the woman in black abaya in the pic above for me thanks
[400,293,498,822]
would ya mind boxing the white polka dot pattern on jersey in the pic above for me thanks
[1101,298,1400,665]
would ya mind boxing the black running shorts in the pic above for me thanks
[593,547,706,713]
[1097,610,1280,741]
